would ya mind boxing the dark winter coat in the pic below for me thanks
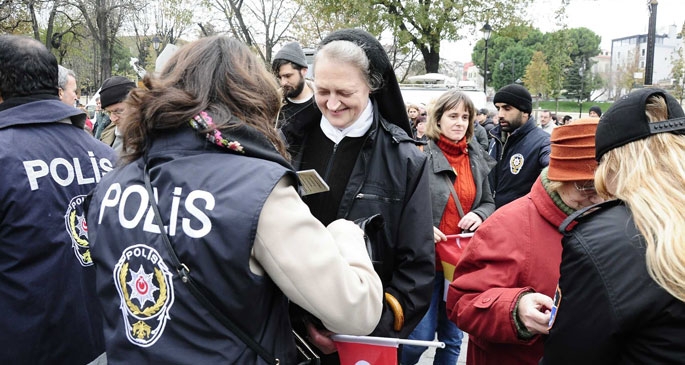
[292,100,435,338]
[542,200,685,364]
[488,116,550,208]
[424,138,495,227]
[0,97,115,364]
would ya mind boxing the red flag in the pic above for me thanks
[437,233,473,282]
[335,340,398,365]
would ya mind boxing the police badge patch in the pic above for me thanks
[64,194,93,266]
[114,244,175,347]
[509,153,524,175]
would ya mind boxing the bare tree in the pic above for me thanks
[208,0,300,63]
[72,0,136,83]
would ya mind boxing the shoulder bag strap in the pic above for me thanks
[143,162,279,365]
[442,174,465,218]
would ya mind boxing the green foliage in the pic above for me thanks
[492,45,532,90]
[523,51,550,99]
[670,23,685,103]
[543,29,573,100]
[537,100,613,113]
[112,41,134,77]
[299,0,533,73]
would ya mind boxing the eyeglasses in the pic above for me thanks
[104,108,125,117]
[574,181,597,195]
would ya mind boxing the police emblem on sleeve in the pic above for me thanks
[509,153,524,175]
[64,194,93,266]
[114,244,175,347]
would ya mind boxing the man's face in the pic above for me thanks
[496,103,526,133]
[589,110,600,117]
[96,100,102,111]
[59,75,78,107]
[104,102,127,125]
[277,63,306,99]
[539,111,552,126]
[476,113,486,123]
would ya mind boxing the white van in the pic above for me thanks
[400,86,488,110]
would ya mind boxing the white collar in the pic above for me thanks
[320,99,373,144]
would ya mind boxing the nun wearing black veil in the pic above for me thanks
[286,28,435,363]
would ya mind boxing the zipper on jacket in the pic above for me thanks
[355,193,401,203]
[323,143,338,180]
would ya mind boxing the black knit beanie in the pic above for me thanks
[100,76,135,109]
[493,84,532,114]
[273,42,308,69]
[319,29,412,138]
[589,105,602,117]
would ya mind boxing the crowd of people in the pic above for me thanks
[2,30,685,365]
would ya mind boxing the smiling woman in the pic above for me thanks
[286,28,435,364]
[313,41,372,131]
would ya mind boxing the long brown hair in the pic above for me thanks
[120,36,286,164]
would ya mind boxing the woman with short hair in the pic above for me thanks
[402,89,495,365]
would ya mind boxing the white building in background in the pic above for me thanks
[590,50,612,101]
[609,24,680,97]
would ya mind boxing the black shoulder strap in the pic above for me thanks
[143,162,279,365]
[443,174,465,218]
[558,199,623,234]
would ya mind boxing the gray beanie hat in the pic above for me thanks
[273,42,308,68]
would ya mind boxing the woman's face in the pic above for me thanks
[416,119,427,137]
[408,108,419,120]
[314,56,371,130]
[439,102,470,142]
[558,180,603,210]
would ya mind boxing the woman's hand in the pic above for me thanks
[433,226,447,243]
[305,321,337,354]
[458,212,483,232]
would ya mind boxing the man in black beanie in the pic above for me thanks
[589,105,602,117]
[488,83,551,208]
[272,42,319,156]
[98,76,135,153]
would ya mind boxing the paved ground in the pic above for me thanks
[415,333,468,365]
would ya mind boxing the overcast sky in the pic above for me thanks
[441,0,684,63]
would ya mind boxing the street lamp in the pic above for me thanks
[152,36,161,52]
[480,22,492,93]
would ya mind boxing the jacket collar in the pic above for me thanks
[489,116,537,143]
[0,98,86,130]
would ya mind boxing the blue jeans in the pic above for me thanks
[401,272,463,365]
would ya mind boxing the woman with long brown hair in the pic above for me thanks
[86,36,382,364]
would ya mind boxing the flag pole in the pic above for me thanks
[331,335,446,348]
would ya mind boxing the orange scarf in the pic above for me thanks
[436,135,476,235]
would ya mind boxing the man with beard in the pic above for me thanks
[488,84,550,208]
[272,42,321,156]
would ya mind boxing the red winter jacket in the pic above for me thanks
[446,176,568,365]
